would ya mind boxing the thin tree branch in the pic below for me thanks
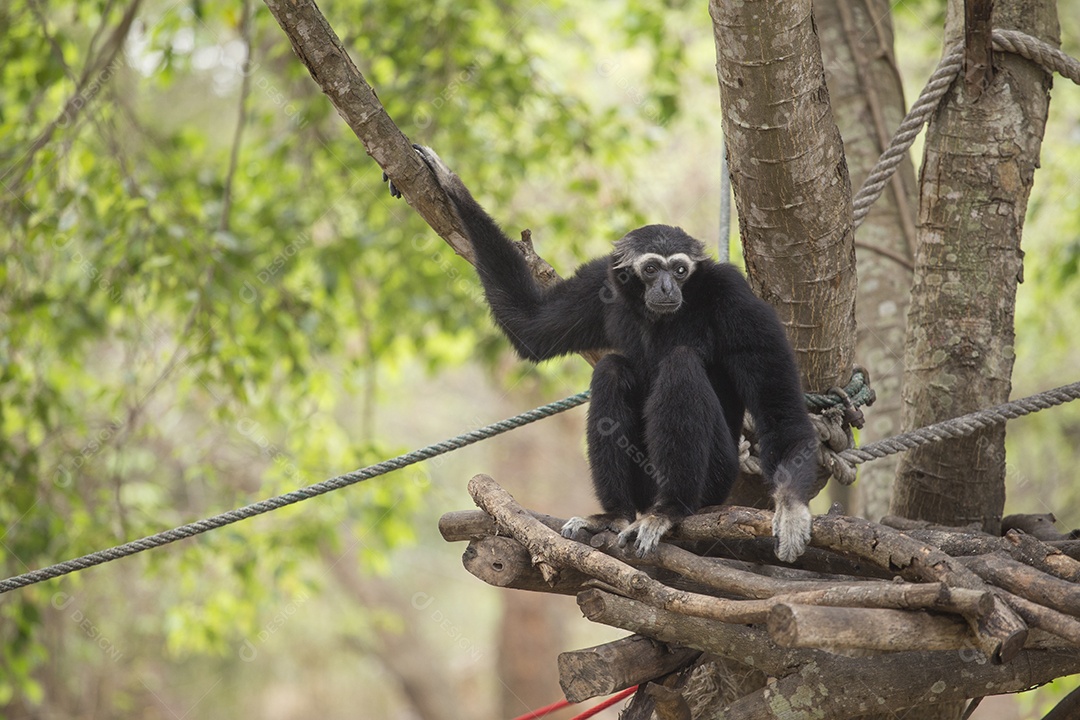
[2,0,142,188]
[220,0,254,233]
[261,0,603,365]
[854,239,915,271]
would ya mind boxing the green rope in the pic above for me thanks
[804,366,876,411]
[0,391,590,595]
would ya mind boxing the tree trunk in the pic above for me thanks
[694,0,859,713]
[815,0,915,521]
[322,548,469,720]
[710,0,857,394]
[888,1,1059,717]
[891,0,1059,531]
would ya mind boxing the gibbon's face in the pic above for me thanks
[631,252,698,314]
[612,225,708,315]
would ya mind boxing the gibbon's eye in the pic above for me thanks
[674,266,688,277]
[643,264,659,275]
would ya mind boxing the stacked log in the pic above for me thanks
[440,474,1080,718]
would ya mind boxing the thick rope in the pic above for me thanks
[804,366,875,411]
[852,30,1080,229]
[4,381,1079,593]
[993,29,1080,84]
[0,392,590,595]
[839,381,1080,466]
[850,44,963,228]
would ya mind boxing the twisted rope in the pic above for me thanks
[993,29,1080,84]
[0,392,591,595]
[852,30,1080,229]
[5,380,1080,593]
[839,381,1080,465]
[850,44,962,228]
[804,366,876,411]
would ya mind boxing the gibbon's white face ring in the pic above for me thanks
[629,253,697,280]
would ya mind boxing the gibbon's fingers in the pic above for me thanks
[617,514,673,558]
[561,516,590,538]
[382,171,401,199]
[413,144,454,181]
[561,514,631,539]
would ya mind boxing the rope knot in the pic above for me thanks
[804,366,876,428]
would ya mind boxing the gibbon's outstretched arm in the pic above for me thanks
[713,266,819,561]
[414,146,610,361]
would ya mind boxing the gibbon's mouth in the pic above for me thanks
[647,301,681,314]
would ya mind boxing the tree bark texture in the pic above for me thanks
[447,476,1080,717]
[557,636,700,703]
[815,0,916,520]
[579,590,1080,720]
[710,0,857,392]
[892,0,1060,531]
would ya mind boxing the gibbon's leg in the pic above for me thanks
[702,417,739,508]
[769,439,817,562]
[562,354,651,538]
[619,346,725,556]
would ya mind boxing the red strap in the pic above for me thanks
[510,697,571,720]
[568,685,638,720]
[510,686,639,720]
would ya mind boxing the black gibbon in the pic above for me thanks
[396,146,819,561]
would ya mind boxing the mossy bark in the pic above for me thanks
[892,0,1060,532]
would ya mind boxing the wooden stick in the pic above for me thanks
[463,528,992,628]
[467,476,996,627]
[996,589,1080,645]
[557,636,700,703]
[589,531,990,616]
[963,554,1080,620]
[467,475,756,623]
[576,589,824,677]
[767,604,975,652]
[875,521,1080,582]
[578,586,1080,713]
[462,536,591,594]
[678,509,1029,662]
[439,508,564,541]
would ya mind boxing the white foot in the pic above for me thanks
[561,516,590,538]
[617,514,674,557]
[772,496,812,562]
[561,514,630,539]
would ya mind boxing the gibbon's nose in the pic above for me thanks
[659,274,676,296]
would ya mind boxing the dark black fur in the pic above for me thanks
[407,147,819,560]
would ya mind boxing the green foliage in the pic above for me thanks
[0,0,695,709]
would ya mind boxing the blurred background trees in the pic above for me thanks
[1,0,1078,717]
